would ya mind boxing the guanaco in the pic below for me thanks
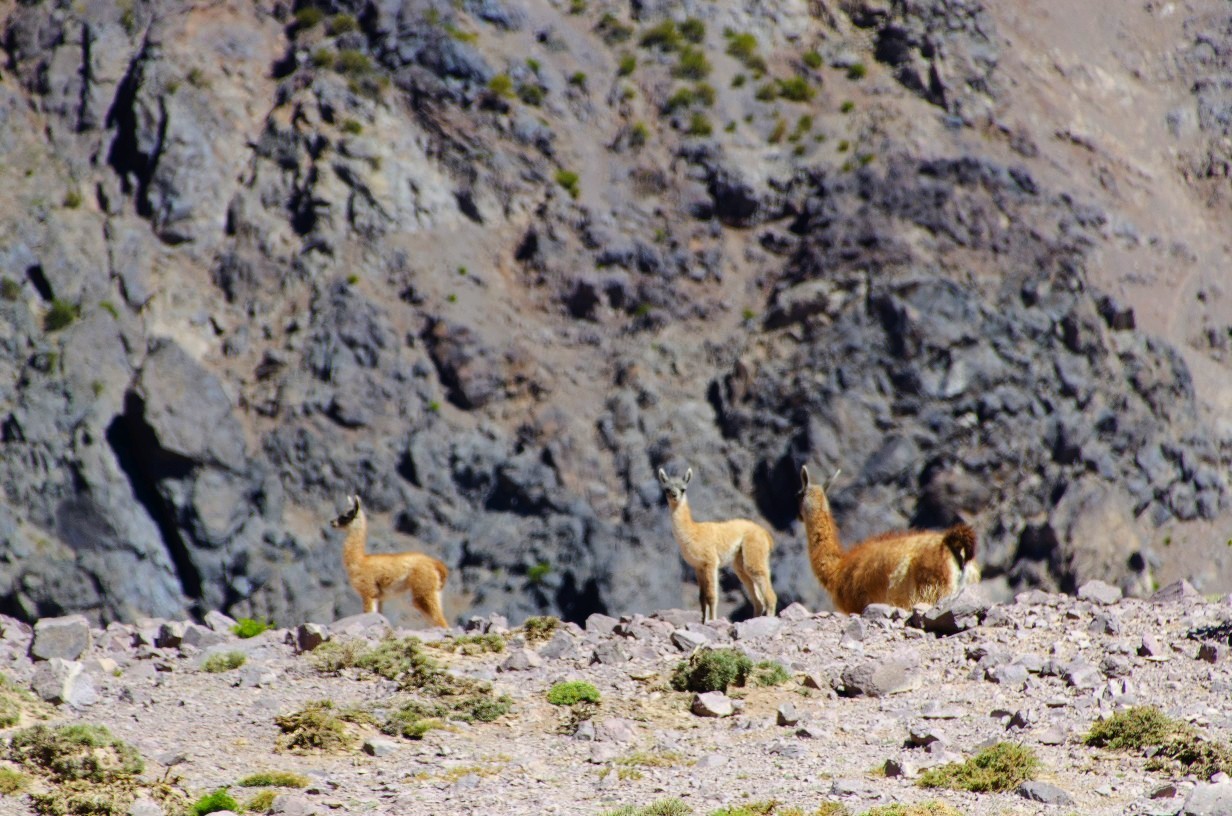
[329,495,450,627]
[658,467,778,622]
[798,465,979,614]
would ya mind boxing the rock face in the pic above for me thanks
[0,0,1230,629]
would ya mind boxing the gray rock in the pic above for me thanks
[270,793,321,816]
[671,629,710,651]
[573,720,596,741]
[538,631,580,660]
[695,753,728,769]
[777,702,800,726]
[908,587,989,635]
[596,718,636,743]
[778,602,811,621]
[920,701,965,719]
[987,663,1030,687]
[499,648,543,672]
[907,723,947,747]
[1038,725,1067,745]
[839,657,919,697]
[181,623,226,650]
[155,621,185,649]
[1063,659,1102,689]
[733,616,783,641]
[128,797,165,816]
[31,658,96,707]
[692,691,734,717]
[590,641,629,666]
[363,737,399,757]
[1181,782,1232,815]
[1019,780,1076,806]
[1140,633,1163,657]
[1077,579,1123,605]
[204,610,237,633]
[585,613,620,635]
[31,615,92,661]
[1198,643,1227,664]
[293,624,327,654]
[328,613,391,639]
[1153,580,1202,604]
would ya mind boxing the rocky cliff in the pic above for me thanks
[1,0,1231,627]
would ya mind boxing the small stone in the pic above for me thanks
[778,603,811,621]
[181,623,226,650]
[1151,580,1201,604]
[590,743,621,763]
[236,664,277,688]
[1089,612,1121,635]
[830,778,864,796]
[596,718,636,743]
[499,648,543,672]
[1152,784,1179,799]
[987,663,1030,687]
[1140,633,1163,657]
[907,588,989,634]
[1063,659,1102,689]
[768,740,808,758]
[31,658,95,706]
[802,672,828,690]
[203,610,237,633]
[776,702,800,726]
[270,793,320,815]
[363,737,398,757]
[920,701,965,719]
[128,796,165,816]
[1038,725,1066,745]
[1077,580,1123,605]
[585,613,620,635]
[1198,643,1227,664]
[907,724,946,747]
[590,641,629,666]
[862,603,903,621]
[840,657,919,697]
[1019,781,1076,806]
[31,615,92,661]
[733,616,783,641]
[155,621,185,649]
[670,629,710,651]
[795,724,826,739]
[293,624,327,653]
[327,612,390,639]
[573,720,596,741]
[696,753,728,769]
[692,691,734,718]
[538,631,580,660]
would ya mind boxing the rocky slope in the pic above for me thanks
[1,584,1232,815]
[1,0,1232,628]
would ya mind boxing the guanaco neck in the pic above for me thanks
[804,490,843,588]
[668,495,696,542]
[341,510,369,572]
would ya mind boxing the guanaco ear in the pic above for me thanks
[684,467,692,485]
[657,468,668,485]
[800,465,811,488]
[824,469,842,493]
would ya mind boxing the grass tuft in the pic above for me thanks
[44,299,80,332]
[202,651,246,673]
[9,724,144,783]
[433,633,506,655]
[521,615,561,641]
[236,771,310,788]
[232,617,273,639]
[671,648,784,693]
[601,799,693,816]
[274,700,372,753]
[0,767,29,795]
[189,788,238,816]
[917,742,1039,792]
[1085,705,1232,778]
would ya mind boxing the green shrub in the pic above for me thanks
[686,113,713,136]
[680,17,705,43]
[275,700,371,753]
[802,50,822,69]
[776,76,813,102]
[202,651,246,673]
[1085,705,1232,778]
[63,190,83,209]
[569,0,587,13]
[488,73,514,98]
[518,83,545,105]
[9,724,144,783]
[554,170,580,199]
[754,82,777,101]
[861,804,961,816]
[673,46,711,80]
[434,633,506,655]
[0,278,20,301]
[917,742,1040,792]
[44,299,79,332]
[596,13,633,44]
[521,615,561,641]
[189,789,238,816]
[311,48,332,68]
[725,31,766,72]
[527,562,551,583]
[294,7,324,28]
[768,117,787,144]
[547,681,601,706]
[752,660,790,686]
[569,71,588,88]
[618,52,637,76]
[670,648,752,693]
[237,771,311,788]
[640,20,681,51]
[840,99,855,113]
[846,62,867,80]
[232,617,273,638]
[629,121,649,147]
[327,13,358,34]
[245,790,278,813]
[334,49,372,75]
[601,798,693,816]
[731,73,746,88]
[341,118,363,134]
[0,767,29,795]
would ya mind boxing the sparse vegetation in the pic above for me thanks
[327,13,358,34]
[776,76,814,102]
[847,62,867,80]
[664,83,715,113]
[596,13,634,45]
[1085,705,1232,778]
[186,67,209,88]
[569,0,587,14]
[521,615,561,641]
[686,113,713,136]
[236,771,311,788]
[518,83,546,106]
[601,797,693,816]
[232,617,273,639]
[189,788,239,816]
[433,633,506,655]
[334,49,372,76]
[202,651,246,673]
[768,117,787,144]
[861,805,961,816]
[488,73,514,99]
[44,299,80,332]
[554,170,580,199]
[680,17,706,43]
[0,767,29,795]
[569,71,588,88]
[274,700,372,753]
[294,7,324,29]
[840,99,855,113]
[341,118,363,134]
[63,189,82,209]
[640,20,682,51]
[725,31,766,73]
[527,561,552,583]
[630,121,649,148]
[802,50,823,69]
[671,649,788,693]
[311,48,332,68]
[98,300,119,319]
[0,277,21,300]
[547,681,601,706]
[9,724,144,783]
[245,789,278,813]
[618,53,637,76]
[674,46,711,80]
[917,742,1040,792]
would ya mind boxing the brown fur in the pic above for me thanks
[659,467,778,622]
[798,466,979,614]
[329,495,450,627]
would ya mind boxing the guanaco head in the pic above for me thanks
[797,465,841,522]
[330,495,363,529]
[657,467,692,509]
